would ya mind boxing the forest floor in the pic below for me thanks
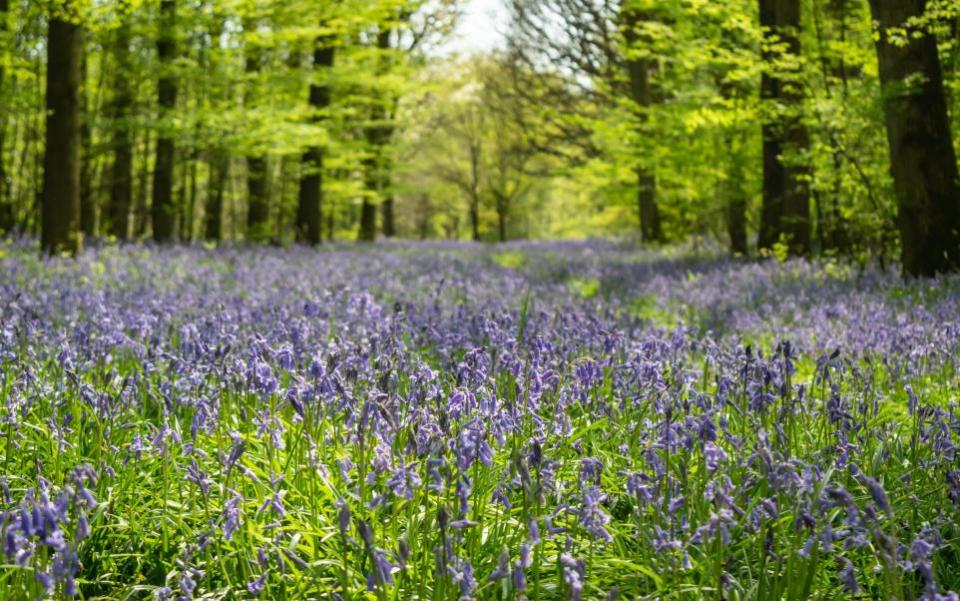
[0,239,958,599]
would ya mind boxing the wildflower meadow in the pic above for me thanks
[1,240,959,600]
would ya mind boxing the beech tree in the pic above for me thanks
[757,0,811,255]
[152,0,177,241]
[296,33,335,245]
[867,0,960,276]
[41,7,82,255]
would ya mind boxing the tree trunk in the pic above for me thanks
[107,7,133,240]
[41,14,83,255]
[358,194,377,241]
[381,194,395,238]
[725,136,748,256]
[296,36,334,245]
[205,151,227,241]
[621,6,663,243]
[636,169,661,243]
[867,0,960,276]
[80,47,96,238]
[0,0,12,233]
[246,155,268,240]
[134,130,150,238]
[244,17,270,242]
[468,141,481,241]
[359,27,394,243]
[185,152,197,241]
[777,0,810,256]
[495,193,507,243]
[152,0,177,241]
[757,0,811,255]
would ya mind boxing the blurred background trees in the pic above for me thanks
[2,0,960,274]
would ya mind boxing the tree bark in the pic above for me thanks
[359,27,394,243]
[205,152,227,241]
[244,17,270,242]
[0,0,12,233]
[107,6,133,240]
[725,135,748,256]
[152,0,177,241]
[867,0,960,276]
[495,192,507,243]
[757,0,811,255]
[381,193,395,238]
[80,47,96,238]
[777,0,810,256]
[358,189,378,241]
[468,140,481,241]
[296,36,334,245]
[636,169,661,243]
[621,6,663,243]
[246,155,268,240]
[41,13,83,255]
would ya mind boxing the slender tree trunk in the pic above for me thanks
[80,48,96,237]
[381,193,395,237]
[621,6,663,243]
[42,14,83,255]
[359,27,394,243]
[495,192,507,243]
[758,0,784,251]
[205,151,227,241]
[107,7,133,240]
[134,130,150,238]
[183,151,197,241]
[725,135,748,255]
[867,0,960,276]
[152,0,177,241]
[296,36,334,245]
[636,170,661,242]
[0,0,12,233]
[246,155,268,239]
[358,189,377,241]
[468,141,481,241]
[244,17,270,241]
[757,0,811,255]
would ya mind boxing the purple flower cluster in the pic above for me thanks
[0,240,957,598]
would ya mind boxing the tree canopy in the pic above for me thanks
[2,0,960,274]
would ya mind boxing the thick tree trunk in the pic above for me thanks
[0,0,11,233]
[621,7,663,243]
[296,37,334,245]
[777,0,810,256]
[152,0,177,241]
[757,0,811,255]
[107,9,133,240]
[867,0,960,276]
[42,15,83,255]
